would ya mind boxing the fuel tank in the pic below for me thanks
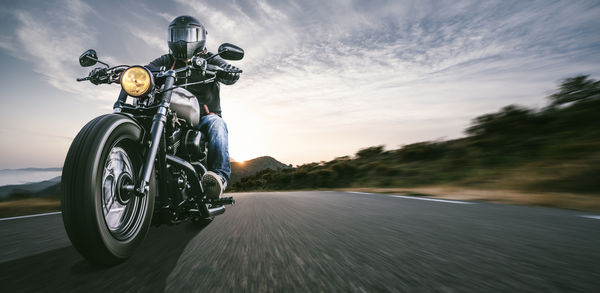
[170,87,200,127]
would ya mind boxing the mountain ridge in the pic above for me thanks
[0,156,288,200]
[0,176,61,199]
[230,156,290,184]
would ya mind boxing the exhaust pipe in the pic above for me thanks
[194,205,225,218]
[207,206,226,217]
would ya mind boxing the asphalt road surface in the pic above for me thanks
[1,191,599,292]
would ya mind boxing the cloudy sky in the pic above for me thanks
[0,0,598,168]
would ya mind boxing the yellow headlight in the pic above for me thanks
[120,66,153,97]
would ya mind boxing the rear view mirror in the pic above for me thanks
[79,49,98,67]
[218,43,244,61]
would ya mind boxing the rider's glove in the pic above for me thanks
[89,67,108,85]
[216,64,241,85]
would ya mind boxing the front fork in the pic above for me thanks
[133,71,176,196]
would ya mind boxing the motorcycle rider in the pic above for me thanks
[116,15,240,199]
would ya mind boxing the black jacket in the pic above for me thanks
[118,52,234,117]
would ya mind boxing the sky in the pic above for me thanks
[0,0,599,168]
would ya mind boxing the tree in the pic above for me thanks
[466,105,534,137]
[356,145,384,159]
[548,75,600,107]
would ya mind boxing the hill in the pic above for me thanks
[0,156,288,200]
[230,156,290,183]
[0,177,61,200]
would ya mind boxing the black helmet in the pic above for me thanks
[168,15,207,60]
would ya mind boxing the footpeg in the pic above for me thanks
[203,197,235,206]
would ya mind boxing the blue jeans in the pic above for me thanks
[197,114,231,184]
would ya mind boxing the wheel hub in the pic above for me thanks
[116,173,133,205]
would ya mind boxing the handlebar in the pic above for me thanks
[78,57,241,85]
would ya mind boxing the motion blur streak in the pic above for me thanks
[1,192,599,292]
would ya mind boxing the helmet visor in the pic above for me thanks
[168,27,205,43]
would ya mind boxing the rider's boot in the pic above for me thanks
[202,171,227,199]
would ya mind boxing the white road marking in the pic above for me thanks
[0,211,62,222]
[388,195,475,204]
[580,215,600,220]
[346,191,374,195]
[346,191,475,204]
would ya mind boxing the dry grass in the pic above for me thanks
[340,186,600,212]
[2,185,600,219]
[0,198,61,218]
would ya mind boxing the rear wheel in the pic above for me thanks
[61,114,155,266]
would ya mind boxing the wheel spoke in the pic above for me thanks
[101,145,145,238]
[104,195,115,215]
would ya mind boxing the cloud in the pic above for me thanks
[3,0,117,103]
[0,0,599,166]
[130,28,165,52]
[186,0,600,163]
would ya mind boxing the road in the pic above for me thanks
[1,191,599,292]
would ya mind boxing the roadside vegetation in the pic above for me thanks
[2,75,598,217]
[231,75,600,198]
[0,198,60,218]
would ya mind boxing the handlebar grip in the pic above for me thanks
[206,64,242,74]
[206,64,221,71]
[76,77,90,82]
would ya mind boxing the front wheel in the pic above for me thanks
[61,114,155,266]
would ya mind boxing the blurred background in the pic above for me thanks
[0,0,598,202]
[3,0,599,213]
[233,75,600,196]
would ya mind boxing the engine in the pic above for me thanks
[167,127,206,161]
[183,129,206,161]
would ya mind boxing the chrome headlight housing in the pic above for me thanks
[120,66,154,97]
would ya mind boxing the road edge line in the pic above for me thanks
[344,191,476,204]
[388,195,476,204]
[580,215,600,220]
[0,211,62,221]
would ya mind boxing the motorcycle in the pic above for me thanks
[61,43,244,265]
